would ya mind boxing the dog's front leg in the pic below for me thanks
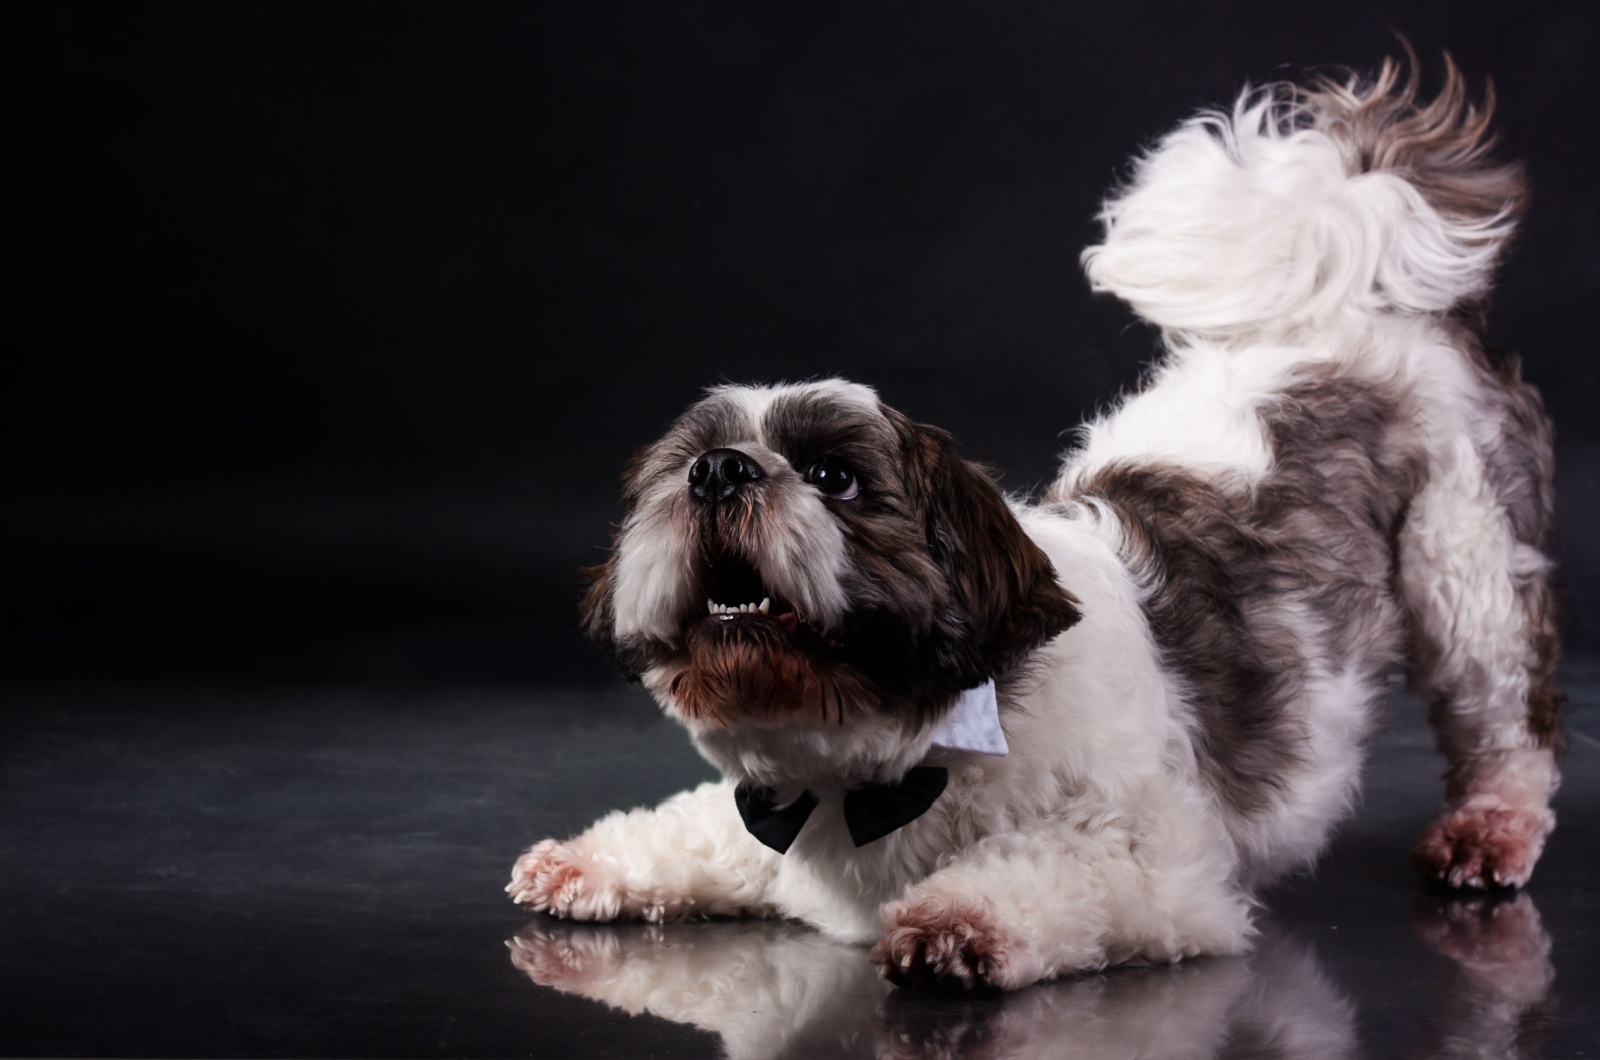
[871,805,1254,990]
[508,780,781,922]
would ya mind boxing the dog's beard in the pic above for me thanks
[670,611,879,727]
[663,504,882,728]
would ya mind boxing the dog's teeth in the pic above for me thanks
[706,599,777,616]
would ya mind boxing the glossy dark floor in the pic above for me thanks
[4,666,1598,1059]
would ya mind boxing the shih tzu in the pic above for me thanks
[509,57,1564,991]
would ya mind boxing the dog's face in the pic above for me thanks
[582,380,1079,780]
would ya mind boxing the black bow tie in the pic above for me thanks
[733,766,949,853]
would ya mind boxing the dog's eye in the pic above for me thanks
[805,456,860,500]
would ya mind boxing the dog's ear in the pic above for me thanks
[580,449,659,683]
[578,551,641,682]
[896,414,1081,689]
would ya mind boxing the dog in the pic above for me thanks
[509,57,1564,991]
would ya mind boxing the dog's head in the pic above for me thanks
[582,380,1080,781]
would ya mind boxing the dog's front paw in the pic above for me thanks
[1413,796,1552,890]
[872,897,1020,992]
[506,838,628,920]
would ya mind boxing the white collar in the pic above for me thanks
[928,680,1007,757]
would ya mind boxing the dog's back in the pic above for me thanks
[1058,57,1563,889]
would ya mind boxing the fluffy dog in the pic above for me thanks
[509,58,1564,991]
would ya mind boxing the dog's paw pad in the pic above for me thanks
[506,839,624,920]
[871,897,1015,991]
[1413,798,1548,890]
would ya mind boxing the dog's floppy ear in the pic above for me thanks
[895,413,1082,689]
[580,450,654,683]
[578,551,642,682]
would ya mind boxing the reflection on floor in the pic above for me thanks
[511,897,1550,1060]
[1,664,1596,1057]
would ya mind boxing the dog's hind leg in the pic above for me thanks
[1398,375,1564,890]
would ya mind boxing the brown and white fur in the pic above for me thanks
[509,58,1564,991]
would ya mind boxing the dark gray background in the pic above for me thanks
[5,2,1598,685]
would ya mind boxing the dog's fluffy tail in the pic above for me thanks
[1082,56,1525,339]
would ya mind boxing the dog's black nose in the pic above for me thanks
[689,448,765,503]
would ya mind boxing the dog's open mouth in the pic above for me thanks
[695,555,835,645]
[675,552,870,726]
